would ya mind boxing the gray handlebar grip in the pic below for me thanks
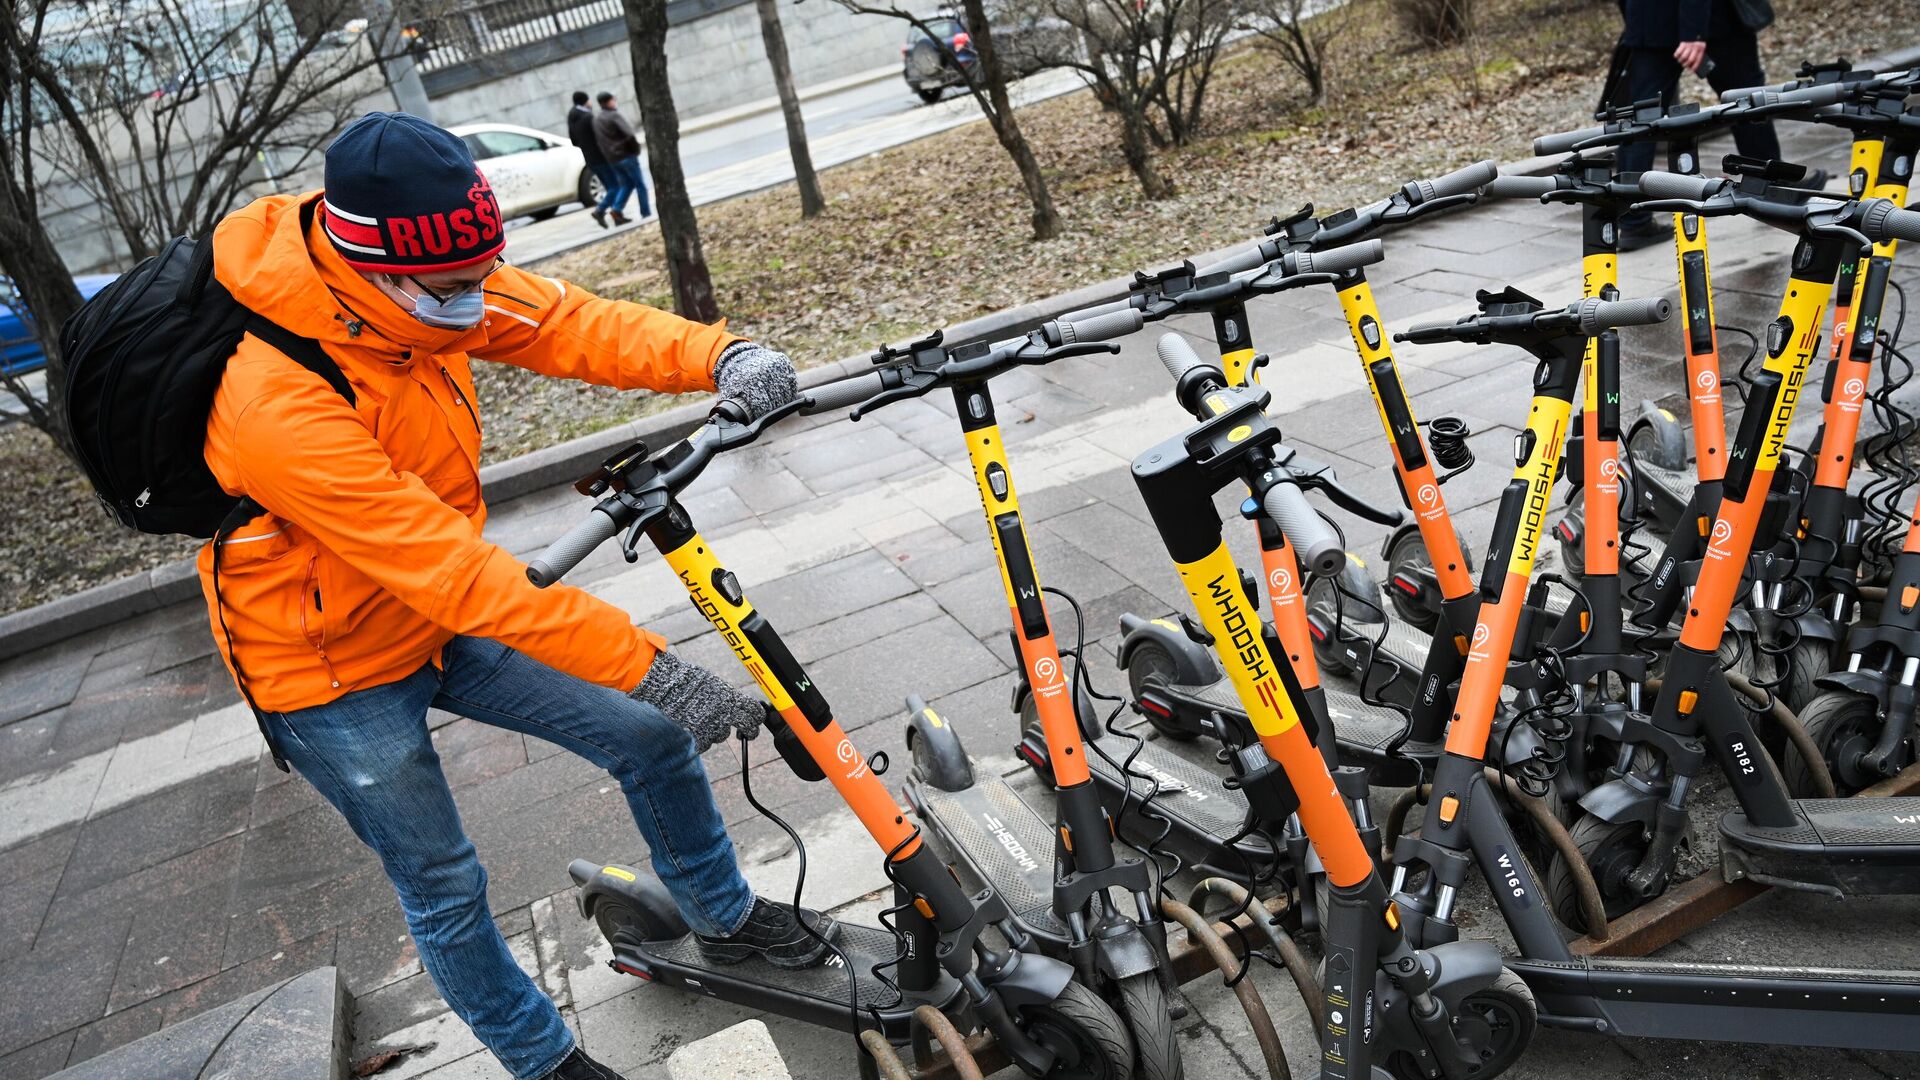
[1195,244,1272,278]
[1578,296,1672,334]
[1862,200,1920,244]
[1054,295,1136,325]
[1263,484,1343,577]
[1052,306,1145,345]
[1533,124,1608,156]
[1403,159,1498,204]
[1157,333,1207,381]
[1483,174,1556,199]
[1293,238,1385,276]
[1636,170,1721,201]
[1746,81,1854,110]
[801,371,888,414]
[528,507,621,587]
[1718,80,1790,102]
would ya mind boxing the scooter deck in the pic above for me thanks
[1633,456,1697,519]
[1510,954,1920,1052]
[909,777,1069,944]
[1719,797,1920,897]
[617,923,964,1038]
[1078,728,1278,874]
[1157,674,1422,783]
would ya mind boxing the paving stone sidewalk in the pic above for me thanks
[7,118,1920,1080]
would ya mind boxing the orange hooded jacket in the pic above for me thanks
[198,192,740,712]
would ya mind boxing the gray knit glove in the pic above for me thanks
[630,650,765,752]
[713,341,798,420]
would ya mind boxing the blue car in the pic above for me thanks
[1,273,119,376]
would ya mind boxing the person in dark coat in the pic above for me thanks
[591,91,652,226]
[566,91,620,229]
[1611,0,1797,250]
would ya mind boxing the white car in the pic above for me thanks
[449,122,599,222]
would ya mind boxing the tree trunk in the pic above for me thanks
[0,155,84,462]
[623,0,720,322]
[957,0,1058,240]
[1118,103,1172,199]
[753,0,824,218]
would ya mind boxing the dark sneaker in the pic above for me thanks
[696,897,837,969]
[1617,216,1673,252]
[591,208,608,229]
[542,1047,627,1080]
[610,211,631,226]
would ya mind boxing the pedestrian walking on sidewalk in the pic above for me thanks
[1606,0,1804,251]
[592,91,651,225]
[566,90,619,228]
[201,111,813,1080]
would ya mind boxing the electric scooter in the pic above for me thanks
[1383,287,1920,1055]
[1142,329,1536,1080]
[812,316,1190,1078]
[1565,166,1920,904]
[527,396,1133,1077]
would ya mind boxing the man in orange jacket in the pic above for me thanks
[202,112,816,1080]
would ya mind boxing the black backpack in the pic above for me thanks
[62,199,353,539]
[60,199,352,769]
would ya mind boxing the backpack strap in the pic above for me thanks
[244,314,355,407]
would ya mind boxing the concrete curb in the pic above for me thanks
[8,42,1919,663]
[680,64,899,136]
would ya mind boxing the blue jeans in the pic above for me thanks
[603,155,651,217]
[265,636,753,1079]
[588,161,618,213]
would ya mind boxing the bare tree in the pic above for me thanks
[1243,0,1343,103]
[1,0,393,456]
[624,0,720,321]
[831,0,1059,240]
[754,0,825,217]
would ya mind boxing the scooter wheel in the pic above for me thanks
[1779,638,1833,715]
[1557,490,1587,581]
[1385,530,1441,633]
[1548,814,1654,935]
[1383,967,1536,1080]
[1116,973,1183,1080]
[1786,690,1883,797]
[1017,979,1135,1080]
[1125,639,1198,741]
[1306,569,1384,677]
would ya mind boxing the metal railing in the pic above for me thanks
[411,0,624,72]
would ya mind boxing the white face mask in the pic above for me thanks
[386,274,489,328]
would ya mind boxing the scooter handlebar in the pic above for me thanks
[1862,200,1920,244]
[1533,123,1608,156]
[1195,244,1275,278]
[1263,483,1343,577]
[1050,295,1137,327]
[1732,81,1855,110]
[801,371,890,414]
[1403,159,1498,204]
[1717,79,1793,101]
[1579,296,1672,334]
[1288,238,1384,276]
[1483,174,1557,200]
[528,506,621,587]
[1157,333,1210,381]
[1635,169,1722,201]
[1048,306,1146,345]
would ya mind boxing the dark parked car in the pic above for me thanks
[900,11,1072,104]
[1,274,118,376]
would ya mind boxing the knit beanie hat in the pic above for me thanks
[321,112,505,274]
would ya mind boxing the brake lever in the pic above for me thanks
[1029,340,1123,365]
[1246,268,1342,293]
[713,395,810,451]
[1301,471,1405,526]
[1394,191,1478,223]
[1629,196,1718,216]
[849,372,939,421]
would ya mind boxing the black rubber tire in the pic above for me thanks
[1547,813,1651,935]
[1780,637,1833,715]
[1125,639,1197,741]
[529,205,559,221]
[1558,489,1587,581]
[1116,973,1183,1080]
[1785,690,1882,797]
[1018,979,1135,1080]
[577,165,602,209]
[1383,967,1536,1079]
[916,86,944,103]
